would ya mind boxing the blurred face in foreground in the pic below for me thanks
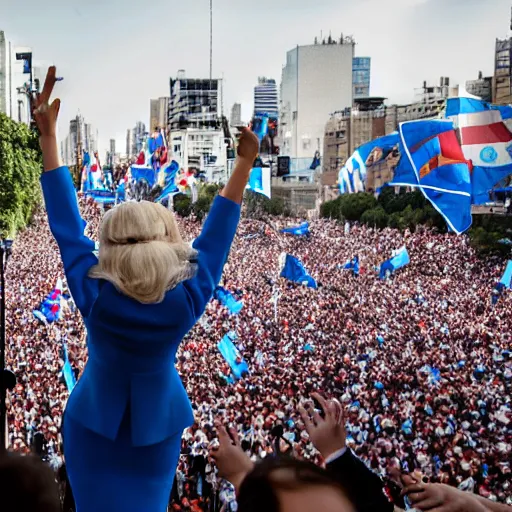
[237,459,356,512]
[274,474,355,512]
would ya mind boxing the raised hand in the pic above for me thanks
[209,421,254,493]
[299,392,346,461]
[403,480,489,512]
[237,127,259,166]
[32,66,61,138]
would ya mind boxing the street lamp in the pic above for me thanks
[0,239,15,451]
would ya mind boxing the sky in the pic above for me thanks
[0,0,510,156]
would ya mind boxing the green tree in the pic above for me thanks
[361,207,389,229]
[339,193,377,221]
[173,194,192,217]
[192,195,213,222]
[0,114,42,237]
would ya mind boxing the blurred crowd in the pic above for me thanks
[5,197,511,510]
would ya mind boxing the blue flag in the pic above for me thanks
[280,254,317,288]
[217,333,250,380]
[33,278,64,324]
[214,286,244,315]
[445,98,512,204]
[281,222,310,236]
[391,120,472,234]
[343,256,360,276]
[379,247,410,279]
[499,260,512,289]
[339,132,400,194]
[62,343,76,393]
[247,167,271,198]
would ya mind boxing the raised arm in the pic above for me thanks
[182,128,259,316]
[34,67,99,317]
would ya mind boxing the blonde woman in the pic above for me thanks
[33,67,259,512]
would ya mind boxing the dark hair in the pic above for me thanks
[237,456,352,512]
[0,452,60,512]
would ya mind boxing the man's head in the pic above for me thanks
[0,452,60,512]
[237,457,355,512]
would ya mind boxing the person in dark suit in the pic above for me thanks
[210,393,393,512]
[33,66,260,512]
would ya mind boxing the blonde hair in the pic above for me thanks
[88,201,197,304]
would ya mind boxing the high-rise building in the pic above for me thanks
[110,138,116,155]
[0,31,12,117]
[168,70,227,181]
[353,57,371,99]
[466,72,492,102]
[168,70,220,131]
[60,115,98,166]
[494,37,512,104]
[126,129,133,158]
[279,39,354,160]
[415,77,458,104]
[132,121,146,156]
[230,103,242,127]
[254,77,278,119]
[150,97,169,132]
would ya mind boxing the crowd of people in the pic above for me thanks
[5,195,512,509]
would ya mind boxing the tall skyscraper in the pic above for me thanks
[110,138,116,155]
[168,71,220,131]
[254,77,278,119]
[150,97,169,132]
[126,129,133,158]
[230,103,242,127]
[279,39,354,160]
[0,31,12,117]
[132,121,146,156]
[353,57,371,99]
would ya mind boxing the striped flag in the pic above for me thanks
[446,98,512,203]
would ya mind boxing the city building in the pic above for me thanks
[254,77,279,119]
[353,57,371,99]
[0,31,12,117]
[168,70,220,131]
[168,70,227,179]
[494,37,512,104]
[230,102,242,127]
[415,77,458,104]
[150,97,169,132]
[126,129,133,158]
[466,71,493,102]
[132,121,147,156]
[60,115,98,166]
[279,38,354,161]
[323,94,445,176]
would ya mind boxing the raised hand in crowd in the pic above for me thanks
[209,421,254,494]
[401,474,509,512]
[299,392,346,461]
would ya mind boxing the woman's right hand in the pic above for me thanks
[32,66,60,138]
[236,127,259,167]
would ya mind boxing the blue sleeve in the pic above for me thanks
[41,167,100,317]
[183,195,241,318]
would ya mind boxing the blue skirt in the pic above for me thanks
[62,407,182,512]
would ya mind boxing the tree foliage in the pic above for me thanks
[0,114,42,238]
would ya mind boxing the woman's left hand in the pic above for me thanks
[32,66,60,138]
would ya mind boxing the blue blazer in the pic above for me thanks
[41,167,240,447]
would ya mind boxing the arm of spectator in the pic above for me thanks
[36,67,99,317]
[299,393,393,512]
[182,129,258,316]
[209,421,254,495]
[402,477,493,512]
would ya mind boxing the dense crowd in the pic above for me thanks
[5,196,512,509]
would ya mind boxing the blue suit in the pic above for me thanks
[41,167,240,511]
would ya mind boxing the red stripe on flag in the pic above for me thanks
[438,130,465,161]
[460,122,512,145]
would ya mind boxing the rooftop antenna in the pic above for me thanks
[210,0,213,86]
